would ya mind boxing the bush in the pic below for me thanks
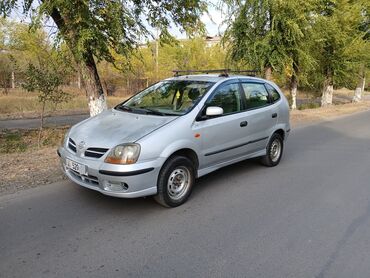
[0,131,27,153]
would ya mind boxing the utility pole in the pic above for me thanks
[155,28,159,81]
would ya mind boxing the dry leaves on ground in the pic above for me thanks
[290,101,370,127]
[0,147,65,195]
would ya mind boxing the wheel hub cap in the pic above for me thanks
[167,167,190,200]
[270,139,281,162]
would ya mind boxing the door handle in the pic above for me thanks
[272,113,277,118]
[240,121,248,127]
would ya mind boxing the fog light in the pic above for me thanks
[103,181,129,192]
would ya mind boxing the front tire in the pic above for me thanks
[154,156,195,207]
[260,133,284,167]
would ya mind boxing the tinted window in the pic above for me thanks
[265,83,281,102]
[241,83,269,109]
[207,83,241,114]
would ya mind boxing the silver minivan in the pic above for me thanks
[58,72,290,207]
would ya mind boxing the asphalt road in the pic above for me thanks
[1,110,370,278]
[0,113,89,130]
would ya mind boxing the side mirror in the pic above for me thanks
[206,106,224,117]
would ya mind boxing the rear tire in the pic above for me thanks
[154,156,195,207]
[260,133,284,167]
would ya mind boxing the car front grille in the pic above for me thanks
[68,138,108,159]
[68,138,77,152]
[69,169,99,186]
[85,147,109,158]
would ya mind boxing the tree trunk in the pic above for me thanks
[38,101,46,148]
[264,66,272,80]
[49,7,107,117]
[361,75,366,92]
[353,85,363,103]
[353,66,365,103]
[77,72,81,90]
[11,71,15,89]
[80,52,107,117]
[290,72,298,110]
[321,72,333,107]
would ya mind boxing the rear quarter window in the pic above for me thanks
[265,84,281,103]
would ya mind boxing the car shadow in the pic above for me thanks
[192,158,261,195]
[70,156,262,214]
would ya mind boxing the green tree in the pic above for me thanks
[97,37,227,97]
[352,0,370,102]
[0,19,13,93]
[0,19,75,92]
[22,62,71,145]
[6,20,54,82]
[223,0,316,109]
[223,0,274,79]
[0,54,13,94]
[311,0,369,106]
[1,0,207,116]
[135,37,227,79]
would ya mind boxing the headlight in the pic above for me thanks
[105,143,141,165]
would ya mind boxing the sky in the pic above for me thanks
[178,5,226,38]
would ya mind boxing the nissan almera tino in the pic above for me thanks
[59,73,290,207]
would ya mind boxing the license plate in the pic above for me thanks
[66,158,87,175]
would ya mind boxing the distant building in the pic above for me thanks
[205,35,221,47]
[138,35,222,48]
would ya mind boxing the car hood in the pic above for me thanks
[68,109,177,149]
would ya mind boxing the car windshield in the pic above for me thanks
[116,80,215,116]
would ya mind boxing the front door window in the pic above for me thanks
[206,83,242,114]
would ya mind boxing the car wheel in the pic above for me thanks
[154,156,195,207]
[260,133,284,167]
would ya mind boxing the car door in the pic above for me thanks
[238,81,278,154]
[193,81,252,168]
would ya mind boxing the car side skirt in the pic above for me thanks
[197,149,266,178]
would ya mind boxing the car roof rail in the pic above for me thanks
[172,69,259,78]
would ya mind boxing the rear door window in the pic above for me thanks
[241,83,270,109]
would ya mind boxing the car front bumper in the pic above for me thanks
[58,146,164,198]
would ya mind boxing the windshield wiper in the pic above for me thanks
[117,105,176,116]
[139,107,177,116]
[116,105,132,112]
[116,105,146,114]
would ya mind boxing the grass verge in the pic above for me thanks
[0,127,68,154]
[0,128,68,195]
[0,90,126,119]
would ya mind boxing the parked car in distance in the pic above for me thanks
[58,71,290,207]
